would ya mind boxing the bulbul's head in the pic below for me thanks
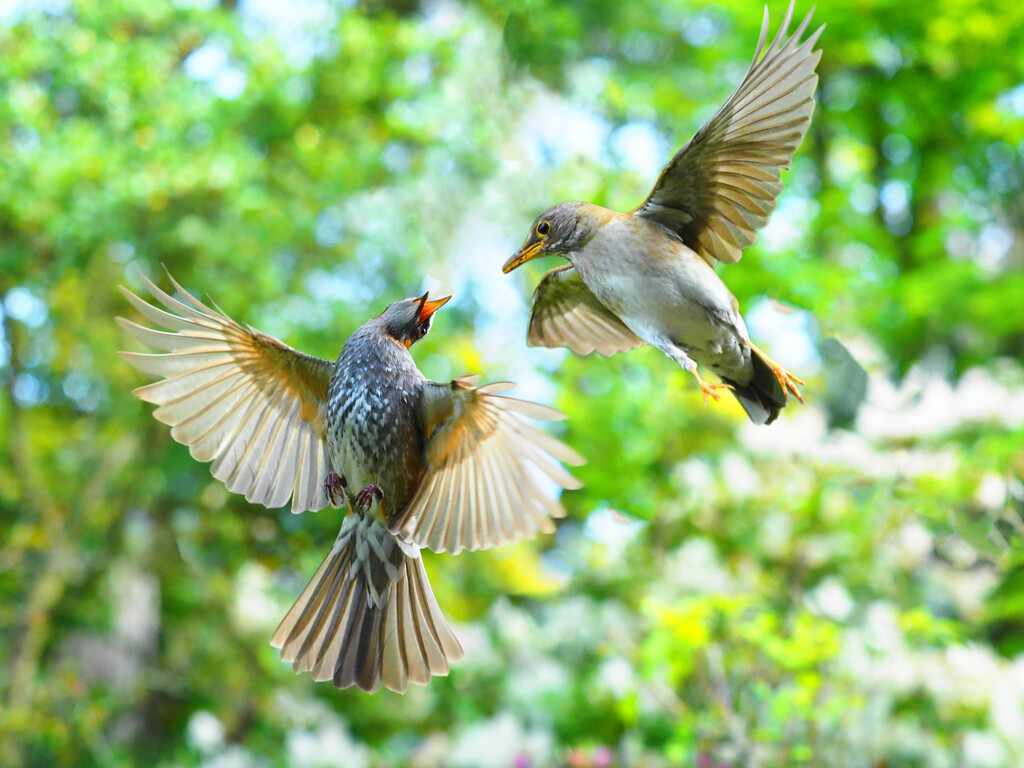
[377,293,450,348]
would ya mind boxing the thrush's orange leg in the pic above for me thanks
[747,341,805,403]
[689,369,734,406]
[651,336,734,408]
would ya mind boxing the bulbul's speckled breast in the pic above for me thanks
[326,330,426,521]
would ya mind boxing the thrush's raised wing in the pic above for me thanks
[527,264,645,357]
[118,272,334,514]
[635,1,823,266]
[389,377,585,555]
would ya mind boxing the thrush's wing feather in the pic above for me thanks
[118,271,335,514]
[389,377,585,555]
[635,1,823,266]
[529,265,645,357]
[271,514,462,693]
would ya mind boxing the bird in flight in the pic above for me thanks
[504,2,823,425]
[118,272,583,693]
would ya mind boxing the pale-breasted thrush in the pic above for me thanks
[504,2,823,425]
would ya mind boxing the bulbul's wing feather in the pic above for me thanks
[118,272,334,513]
[635,1,823,266]
[529,264,645,357]
[388,377,585,555]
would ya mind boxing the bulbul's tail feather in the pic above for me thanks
[722,352,789,426]
[271,514,463,694]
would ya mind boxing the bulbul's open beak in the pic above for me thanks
[418,293,451,323]
[502,241,545,273]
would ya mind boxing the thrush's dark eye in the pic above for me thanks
[536,220,550,237]
[416,323,429,338]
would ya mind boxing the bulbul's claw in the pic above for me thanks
[353,484,384,514]
[324,472,347,506]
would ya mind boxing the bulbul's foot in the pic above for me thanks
[324,472,347,506]
[353,484,384,513]
[748,342,805,403]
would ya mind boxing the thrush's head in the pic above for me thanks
[378,293,451,348]
[502,201,600,273]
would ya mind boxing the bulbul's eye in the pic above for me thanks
[536,221,550,237]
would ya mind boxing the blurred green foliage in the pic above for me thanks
[2,0,1024,766]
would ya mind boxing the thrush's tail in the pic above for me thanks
[271,513,463,693]
[722,352,788,426]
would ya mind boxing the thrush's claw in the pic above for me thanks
[687,367,733,407]
[748,342,805,404]
[775,366,805,403]
[353,484,384,514]
[323,472,347,506]
[699,380,734,406]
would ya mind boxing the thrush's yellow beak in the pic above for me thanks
[418,293,451,323]
[502,240,545,273]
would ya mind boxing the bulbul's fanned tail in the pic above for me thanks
[271,514,463,694]
[722,353,788,426]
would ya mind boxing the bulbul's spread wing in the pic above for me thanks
[118,272,335,514]
[528,264,646,357]
[388,377,585,555]
[635,1,823,266]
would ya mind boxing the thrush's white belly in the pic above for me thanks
[574,217,752,381]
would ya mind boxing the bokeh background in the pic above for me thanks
[3,0,1024,765]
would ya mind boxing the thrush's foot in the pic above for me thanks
[324,472,347,506]
[353,484,384,514]
[700,380,734,406]
[748,342,805,403]
[688,369,733,406]
[650,336,733,407]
